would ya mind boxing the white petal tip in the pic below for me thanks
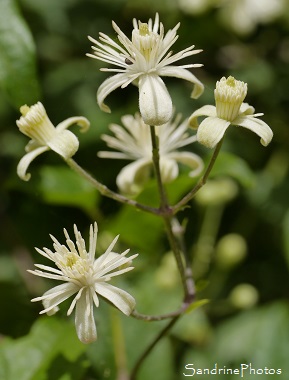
[19,172,31,181]
[191,83,204,99]
[100,103,111,114]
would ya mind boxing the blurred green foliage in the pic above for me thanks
[1,0,289,379]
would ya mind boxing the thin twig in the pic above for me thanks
[172,139,224,214]
[131,302,189,321]
[65,158,160,215]
[130,315,180,380]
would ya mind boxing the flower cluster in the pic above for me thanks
[15,13,274,346]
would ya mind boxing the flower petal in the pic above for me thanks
[159,157,179,183]
[138,74,172,126]
[116,158,151,195]
[97,73,131,113]
[94,282,135,315]
[239,102,255,115]
[47,130,79,159]
[56,116,90,133]
[188,105,217,129]
[17,146,49,181]
[233,115,273,146]
[197,116,230,148]
[33,282,78,315]
[88,222,98,262]
[168,151,204,177]
[75,288,97,344]
[158,66,204,99]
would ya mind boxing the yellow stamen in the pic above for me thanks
[20,105,30,116]
[139,22,149,36]
[215,76,247,121]
[226,76,236,88]
[66,254,78,268]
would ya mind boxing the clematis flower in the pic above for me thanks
[28,223,137,344]
[98,113,204,195]
[189,76,273,148]
[87,13,204,126]
[16,102,90,181]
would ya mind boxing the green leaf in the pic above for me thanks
[38,166,99,216]
[213,301,289,368]
[0,317,86,380]
[173,306,211,345]
[86,299,175,380]
[0,0,41,107]
[106,207,163,254]
[181,302,289,377]
[210,151,255,188]
[185,299,210,314]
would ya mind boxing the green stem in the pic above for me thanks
[65,158,159,215]
[111,308,129,380]
[172,139,224,214]
[149,126,169,210]
[149,126,191,299]
[131,301,189,321]
[163,217,192,300]
[130,316,180,380]
[192,204,224,280]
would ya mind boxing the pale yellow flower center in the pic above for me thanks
[214,76,247,121]
[57,251,92,284]
[20,105,30,116]
[139,22,149,36]
[16,102,56,144]
[132,22,159,61]
[65,253,79,269]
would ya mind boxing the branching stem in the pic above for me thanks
[65,158,159,215]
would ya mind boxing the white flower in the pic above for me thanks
[28,223,137,344]
[98,113,204,195]
[189,76,273,148]
[16,102,90,181]
[87,13,204,126]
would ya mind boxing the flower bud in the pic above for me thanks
[229,283,259,309]
[215,233,247,269]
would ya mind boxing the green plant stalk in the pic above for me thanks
[192,204,224,280]
[149,125,190,299]
[65,157,159,215]
[172,138,224,214]
[131,302,189,321]
[111,308,129,380]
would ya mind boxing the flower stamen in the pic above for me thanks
[215,76,247,121]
